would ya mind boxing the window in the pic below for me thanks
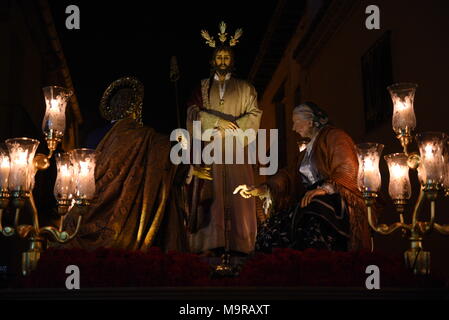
[361,31,393,132]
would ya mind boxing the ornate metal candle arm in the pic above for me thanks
[358,83,449,276]
[363,154,448,275]
[0,86,96,276]
[0,144,88,276]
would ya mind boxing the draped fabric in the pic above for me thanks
[186,77,262,254]
[264,126,371,250]
[63,118,188,252]
[256,194,349,253]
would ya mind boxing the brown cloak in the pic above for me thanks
[63,118,187,252]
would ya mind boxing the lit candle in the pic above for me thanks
[54,164,73,200]
[424,144,434,158]
[0,153,10,191]
[362,158,381,191]
[6,138,39,192]
[42,86,72,139]
[391,163,406,179]
[60,164,71,194]
[9,149,28,191]
[45,97,65,134]
[79,160,89,176]
[71,149,96,201]
[385,153,411,200]
[61,164,71,178]
[397,101,409,111]
[356,143,384,194]
[392,97,416,133]
[417,132,445,186]
[77,160,95,199]
[388,83,417,134]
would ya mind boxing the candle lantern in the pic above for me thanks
[357,83,449,276]
[385,153,411,213]
[42,86,73,145]
[385,153,411,201]
[71,149,96,205]
[0,86,91,276]
[416,132,446,192]
[356,143,384,198]
[5,138,40,196]
[387,83,417,137]
[54,153,74,212]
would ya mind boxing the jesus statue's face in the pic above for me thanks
[213,49,233,75]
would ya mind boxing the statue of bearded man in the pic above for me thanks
[186,44,263,256]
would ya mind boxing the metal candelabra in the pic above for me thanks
[0,86,96,276]
[357,83,449,275]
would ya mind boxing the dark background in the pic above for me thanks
[48,0,278,143]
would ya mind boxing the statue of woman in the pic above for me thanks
[235,102,371,252]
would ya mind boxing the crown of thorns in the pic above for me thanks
[200,21,243,48]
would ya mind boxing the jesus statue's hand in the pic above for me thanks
[216,119,239,132]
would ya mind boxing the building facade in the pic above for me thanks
[251,0,449,276]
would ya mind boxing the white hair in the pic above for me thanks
[292,103,329,128]
[292,104,314,121]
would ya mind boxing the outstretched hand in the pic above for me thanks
[233,184,266,199]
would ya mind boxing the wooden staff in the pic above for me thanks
[170,56,181,128]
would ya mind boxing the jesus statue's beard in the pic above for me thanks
[211,64,234,76]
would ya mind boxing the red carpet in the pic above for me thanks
[14,247,446,288]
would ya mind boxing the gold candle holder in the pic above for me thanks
[359,83,449,276]
[0,86,92,276]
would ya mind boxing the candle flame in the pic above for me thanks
[424,144,434,158]
[1,156,9,169]
[391,163,407,179]
[60,164,71,177]
[14,150,29,166]
[397,101,409,111]
[79,160,90,176]
[364,158,375,171]
[50,98,59,110]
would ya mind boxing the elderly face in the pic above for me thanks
[292,113,314,138]
[214,49,232,72]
